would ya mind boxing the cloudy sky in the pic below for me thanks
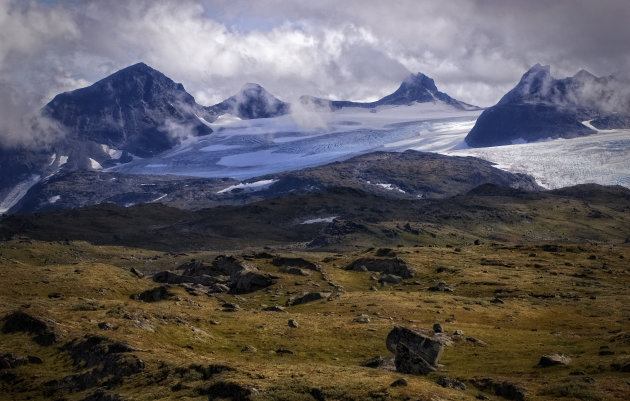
[1,0,629,119]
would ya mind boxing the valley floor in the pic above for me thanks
[1,239,629,401]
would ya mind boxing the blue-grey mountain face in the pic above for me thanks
[44,62,212,158]
[205,83,290,119]
[300,73,476,110]
[0,63,215,211]
[465,64,630,147]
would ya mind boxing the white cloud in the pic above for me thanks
[1,0,630,147]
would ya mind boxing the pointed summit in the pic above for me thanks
[206,83,290,119]
[303,72,476,110]
[44,62,211,157]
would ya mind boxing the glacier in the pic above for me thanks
[106,102,630,190]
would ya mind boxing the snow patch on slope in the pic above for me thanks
[301,216,338,224]
[217,179,278,194]
[89,158,103,170]
[0,175,41,214]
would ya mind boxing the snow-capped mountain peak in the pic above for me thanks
[205,83,291,120]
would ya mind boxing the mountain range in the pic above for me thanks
[465,64,630,146]
[1,62,628,214]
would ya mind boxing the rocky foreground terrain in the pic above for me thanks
[1,181,630,401]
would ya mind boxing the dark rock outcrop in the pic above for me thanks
[2,311,60,346]
[288,292,332,306]
[130,286,174,302]
[469,377,527,401]
[346,258,415,278]
[50,335,144,394]
[437,375,467,390]
[271,257,318,270]
[154,256,277,294]
[0,353,28,369]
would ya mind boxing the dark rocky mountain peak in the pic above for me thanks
[302,72,477,110]
[44,62,212,158]
[465,63,630,147]
[205,83,290,119]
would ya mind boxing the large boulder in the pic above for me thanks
[386,326,443,367]
[346,258,416,278]
[229,271,277,294]
[538,353,571,367]
[394,342,437,375]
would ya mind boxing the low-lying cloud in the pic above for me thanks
[1,0,629,148]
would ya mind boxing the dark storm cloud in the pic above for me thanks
[1,0,629,146]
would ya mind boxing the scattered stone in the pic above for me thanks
[376,248,396,257]
[276,347,294,354]
[222,302,240,312]
[155,255,277,295]
[360,355,395,370]
[538,353,571,367]
[288,319,299,328]
[369,286,378,291]
[437,375,467,390]
[379,274,403,284]
[48,292,63,299]
[272,257,317,270]
[353,314,371,324]
[2,311,60,346]
[428,281,453,292]
[390,378,408,387]
[98,322,114,331]
[263,305,286,312]
[212,283,231,293]
[241,345,257,353]
[198,381,259,400]
[433,323,444,333]
[469,377,527,401]
[288,292,332,306]
[611,359,630,372]
[130,286,174,302]
[345,258,416,278]
[210,320,220,325]
[81,389,125,401]
[129,267,144,278]
[491,297,505,304]
[28,355,43,364]
[0,353,27,369]
[281,267,312,276]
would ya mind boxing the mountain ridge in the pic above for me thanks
[465,64,630,147]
